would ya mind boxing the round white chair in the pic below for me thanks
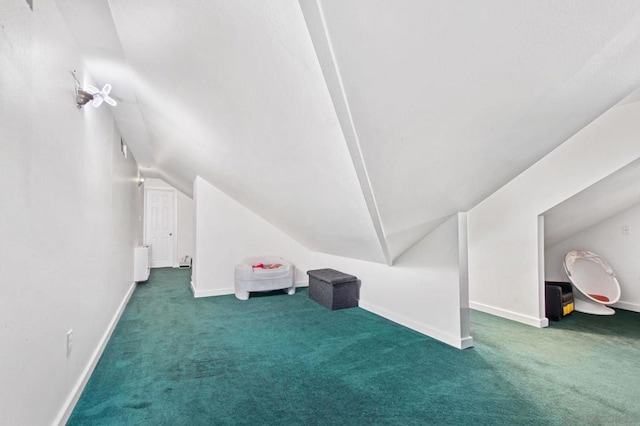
[563,250,621,315]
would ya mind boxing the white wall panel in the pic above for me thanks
[468,101,640,326]
[192,176,310,296]
[0,1,140,424]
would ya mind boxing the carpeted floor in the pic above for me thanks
[68,268,640,425]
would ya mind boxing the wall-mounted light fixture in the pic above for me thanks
[70,70,118,109]
[75,87,94,107]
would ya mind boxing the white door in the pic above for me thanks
[145,189,175,268]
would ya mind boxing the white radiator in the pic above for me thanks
[134,245,151,282]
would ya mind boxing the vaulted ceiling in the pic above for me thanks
[55,0,640,264]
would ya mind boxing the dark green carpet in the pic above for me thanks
[68,268,640,425]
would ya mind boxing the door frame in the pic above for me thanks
[144,185,178,268]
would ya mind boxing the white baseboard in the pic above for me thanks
[55,282,136,426]
[458,336,474,350]
[359,300,474,350]
[190,281,234,298]
[613,300,640,313]
[190,281,307,298]
[470,301,549,328]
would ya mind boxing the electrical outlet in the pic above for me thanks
[622,225,630,235]
[66,329,73,357]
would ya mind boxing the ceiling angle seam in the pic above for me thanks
[300,0,392,265]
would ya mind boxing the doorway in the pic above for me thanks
[145,189,175,268]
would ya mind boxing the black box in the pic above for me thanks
[307,269,358,310]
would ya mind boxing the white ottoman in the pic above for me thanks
[234,256,295,300]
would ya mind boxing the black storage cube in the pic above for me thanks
[307,268,358,310]
[545,281,574,321]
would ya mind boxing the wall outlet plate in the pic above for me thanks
[66,330,73,357]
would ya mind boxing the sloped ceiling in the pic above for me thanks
[544,156,640,248]
[301,0,640,259]
[55,0,640,264]
[543,87,640,248]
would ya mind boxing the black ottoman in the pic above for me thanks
[307,269,358,310]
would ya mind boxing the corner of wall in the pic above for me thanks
[192,177,312,297]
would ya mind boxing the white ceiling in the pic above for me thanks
[304,0,640,258]
[544,156,640,248]
[54,0,640,264]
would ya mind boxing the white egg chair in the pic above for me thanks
[563,250,621,315]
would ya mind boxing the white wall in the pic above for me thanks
[468,101,640,326]
[545,203,640,312]
[308,213,472,349]
[144,178,195,267]
[0,1,140,424]
[192,177,471,348]
[192,176,310,297]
